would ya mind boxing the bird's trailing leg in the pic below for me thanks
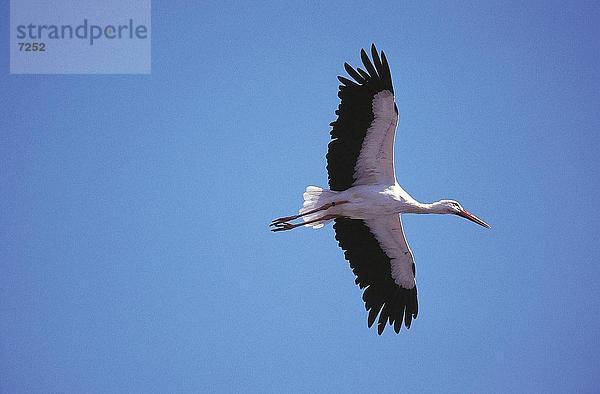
[270,200,349,227]
[271,214,341,232]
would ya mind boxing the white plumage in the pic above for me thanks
[353,90,398,186]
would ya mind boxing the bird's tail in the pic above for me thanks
[300,186,338,228]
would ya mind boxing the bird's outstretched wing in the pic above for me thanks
[334,215,418,334]
[327,44,399,191]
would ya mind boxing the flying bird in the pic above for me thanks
[271,44,490,334]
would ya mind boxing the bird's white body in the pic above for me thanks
[301,183,423,225]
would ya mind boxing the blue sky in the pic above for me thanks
[2,1,600,392]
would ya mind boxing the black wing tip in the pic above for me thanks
[372,288,419,335]
[337,76,361,89]
[354,44,393,92]
[337,44,394,93]
[370,43,380,62]
[360,48,378,79]
[364,291,418,335]
[343,63,366,85]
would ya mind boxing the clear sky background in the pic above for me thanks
[2,1,599,392]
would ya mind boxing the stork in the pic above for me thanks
[271,44,490,334]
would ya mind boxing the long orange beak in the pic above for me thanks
[457,209,491,229]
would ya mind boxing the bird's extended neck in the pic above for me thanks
[402,201,447,214]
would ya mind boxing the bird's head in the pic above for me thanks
[435,200,491,228]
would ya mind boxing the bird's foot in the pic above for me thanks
[270,221,297,232]
[270,215,299,227]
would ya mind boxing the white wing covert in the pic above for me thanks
[365,215,416,290]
